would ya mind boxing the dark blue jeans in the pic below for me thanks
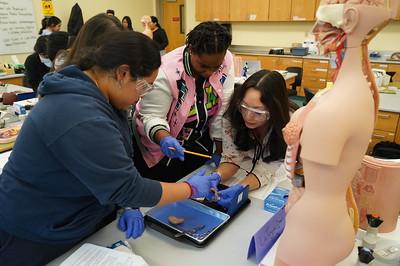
[0,228,75,266]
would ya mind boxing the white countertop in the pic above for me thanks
[230,46,400,64]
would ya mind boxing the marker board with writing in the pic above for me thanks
[0,0,37,55]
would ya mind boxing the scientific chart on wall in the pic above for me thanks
[0,0,37,54]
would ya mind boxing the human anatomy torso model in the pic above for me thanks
[274,1,397,265]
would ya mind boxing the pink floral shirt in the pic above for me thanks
[221,118,283,187]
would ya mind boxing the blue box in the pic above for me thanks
[264,187,289,213]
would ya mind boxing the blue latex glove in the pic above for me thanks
[217,184,246,208]
[205,153,222,167]
[118,209,144,239]
[159,136,185,161]
[186,169,221,198]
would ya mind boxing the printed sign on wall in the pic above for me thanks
[42,0,54,17]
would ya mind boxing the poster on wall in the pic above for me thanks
[41,0,54,17]
[0,0,37,55]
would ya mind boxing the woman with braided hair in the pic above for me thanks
[133,22,235,182]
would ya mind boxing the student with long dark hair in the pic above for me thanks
[149,16,168,54]
[133,21,234,182]
[40,16,62,36]
[212,70,294,205]
[0,29,218,266]
[23,36,50,92]
[122,16,133,31]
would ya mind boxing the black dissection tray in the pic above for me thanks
[145,184,251,247]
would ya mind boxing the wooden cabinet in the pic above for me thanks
[396,117,400,144]
[367,111,400,154]
[302,59,329,93]
[230,0,269,21]
[197,0,322,21]
[371,62,400,82]
[258,56,303,70]
[196,0,230,21]
[269,0,291,21]
[375,111,399,132]
[388,63,400,82]
[370,62,389,70]
[291,0,316,21]
[0,75,24,86]
[279,57,303,69]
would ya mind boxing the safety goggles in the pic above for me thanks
[136,78,154,97]
[239,102,270,121]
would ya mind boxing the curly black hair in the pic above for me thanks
[224,70,293,162]
[186,22,232,55]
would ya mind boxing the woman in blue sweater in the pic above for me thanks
[0,30,218,266]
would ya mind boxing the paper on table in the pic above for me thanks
[0,150,11,173]
[60,243,148,266]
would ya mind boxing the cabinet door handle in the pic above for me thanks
[373,134,386,139]
[377,114,390,119]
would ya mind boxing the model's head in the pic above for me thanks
[122,16,133,31]
[65,14,123,66]
[46,16,62,33]
[312,0,396,55]
[225,70,290,161]
[186,22,232,78]
[76,31,161,109]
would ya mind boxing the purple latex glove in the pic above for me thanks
[118,209,144,239]
[186,169,221,198]
[217,184,246,208]
[159,136,184,161]
[205,153,222,167]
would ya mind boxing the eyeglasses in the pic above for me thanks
[136,78,154,97]
[239,102,270,121]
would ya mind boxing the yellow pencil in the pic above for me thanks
[168,147,212,159]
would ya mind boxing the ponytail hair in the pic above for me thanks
[39,17,47,35]
[150,16,161,28]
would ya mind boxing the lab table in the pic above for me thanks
[48,191,273,266]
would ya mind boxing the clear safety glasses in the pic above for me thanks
[239,102,270,121]
[136,78,154,97]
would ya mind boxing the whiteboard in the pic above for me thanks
[0,0,37,55]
